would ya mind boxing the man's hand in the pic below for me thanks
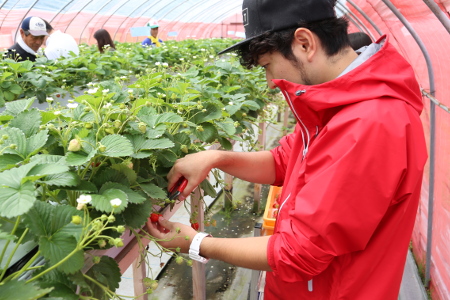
[167,151,220,200]
[167,150,276,200]
[146,216,197,253]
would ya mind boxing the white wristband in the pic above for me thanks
[189,232,212,264]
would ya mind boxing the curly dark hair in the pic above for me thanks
[237,17,350,69]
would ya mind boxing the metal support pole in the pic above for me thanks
[381,0,436,288]
[249,223,262,300]
[422,0,450,35]
[346,0,383,37]
[191,187,206,300]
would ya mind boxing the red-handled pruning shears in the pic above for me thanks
[168,176,188,203]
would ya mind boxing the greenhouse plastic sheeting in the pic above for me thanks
[0,0,243,48]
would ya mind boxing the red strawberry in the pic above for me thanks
[149,213,161,223]
[190,222,199,230]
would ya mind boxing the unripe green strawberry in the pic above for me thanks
[92,256,101,264]
[186,260,193,267]
[107,215,116,223]
[138,122,147,133]
[116,225,125,233]
[143,277,152,287]
[71,215,82,225]
[98,239,107,248]
[68,139,81,152]
[196,125,204,132]
[150,281,158,290]
[114,120,122,128]
[98,144,107,152]
[180,145,188,154]
[105,128,115,134]
[9,144,17,150]
[175,256,184,265]
[114,238,124,247]
[85,122,93,129]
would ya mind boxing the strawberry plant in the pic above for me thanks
[0,38,276,299]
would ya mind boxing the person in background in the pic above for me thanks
[93,29,116,53]
[6,16,49,62]
[348,31,372,53]
[141,20,163,47]
[43,20,80,60]
[146,0,427,299]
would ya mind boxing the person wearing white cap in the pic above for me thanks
[6,16,49,62]
[141,20,163,47]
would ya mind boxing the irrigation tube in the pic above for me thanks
[381,0,436,288]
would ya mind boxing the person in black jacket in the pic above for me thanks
[6,16,49,62]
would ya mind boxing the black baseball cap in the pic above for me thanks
[218,0,336,54]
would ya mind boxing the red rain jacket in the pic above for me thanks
[265,36,427,299]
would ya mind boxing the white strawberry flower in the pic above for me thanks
[67,103,78,109]
[102,89,110,95]
[76,194,92,210]
[110,198,122,208]
[88,88,98,94]
[103,102,112,108]
[54,111,61,116]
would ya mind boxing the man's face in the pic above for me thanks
[258,51,312,89]
[20,29,45,52]
[151,27,159,38]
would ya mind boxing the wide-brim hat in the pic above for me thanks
[218,0,335,54]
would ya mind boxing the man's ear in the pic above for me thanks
[293,28,317,62]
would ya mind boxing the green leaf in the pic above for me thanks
[26,130,49,157]
[140,138,174,150]
[23,200,53,237]
[0,161,36,188]
[243,100,262,110]
[65,149,96,166]
[0,127,27,158]
[41,111,58,124]
[50,205,84,236]
[194,122,218,143]
[9,84,22,95]
[0,279,53,300]
[64,180,98,193]
[100,182,146,204]
[0,154,23,171]
[216,118,236,135]
[0,181,35,218]
[91,189,128,213]
[1,98,34,116]
[120,200,152,228]
[39,171,80,187]
[85,256,121,299]
[9,109,41,137]
[192,103,222,123]
[200,179,217,198]
[146,124,166,139]
[30,154,66,164]
[155,112,183,125]
[100,134,134,157]
[27,163,69,178]
[218,137,233,150]
[39,232,84,274]
[110,164,137,185]
[140,183,167,199]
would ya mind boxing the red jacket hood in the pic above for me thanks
[272,35,423,130]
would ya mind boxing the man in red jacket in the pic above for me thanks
[147,0,428,299]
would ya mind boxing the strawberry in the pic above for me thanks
[149,213,161,223]
[273,209,278,218]
[190,222,199,230]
